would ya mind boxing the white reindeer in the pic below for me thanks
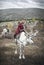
[14,30,38,59]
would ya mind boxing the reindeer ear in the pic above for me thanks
[33,30,38,36]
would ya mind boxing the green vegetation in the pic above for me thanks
[0,18,44,23]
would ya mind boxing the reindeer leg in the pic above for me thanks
[15,39,17,54]
[19,44,22,59]
[15,48,17,54]
[22,45,25,59]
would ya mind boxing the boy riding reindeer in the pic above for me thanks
[14,20,38,59]
[14,21,25,39]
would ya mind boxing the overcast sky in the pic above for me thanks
[0,0,44,9]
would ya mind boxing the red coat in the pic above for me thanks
[15,23,24,35]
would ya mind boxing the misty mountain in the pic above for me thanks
[0,8,44,21]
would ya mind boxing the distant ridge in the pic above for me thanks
[0,8,44,21]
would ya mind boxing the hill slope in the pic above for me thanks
[0,8,44,21]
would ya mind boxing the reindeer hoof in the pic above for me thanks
[19,56,22,59]
[22,55,25,59]
[15,50,17,54]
